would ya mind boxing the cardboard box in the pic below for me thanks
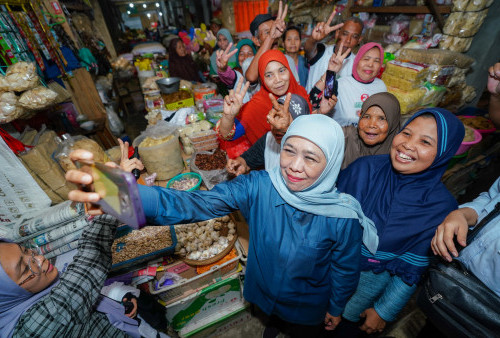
[166,273,244,333]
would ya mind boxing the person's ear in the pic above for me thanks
[358,35,364,45]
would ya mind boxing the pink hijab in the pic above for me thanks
[352,42,384,84]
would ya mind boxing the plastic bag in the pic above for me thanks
[55,135,109,172]
[18,86,58,110]
[132,120,183,180]
[439,35,473,53]
[0,62,39,92]
[106,105,124,136]
[443,9,488,37]
[385,15,410,44]
[0,91,24,122]
[190,149,229,190]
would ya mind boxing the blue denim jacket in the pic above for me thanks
[457,176,500,297]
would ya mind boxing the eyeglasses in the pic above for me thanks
[18,248,42,287]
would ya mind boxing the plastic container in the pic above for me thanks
[455,128,482,155]
[193,83,217,103]
[457,115,496,136]
[189,130,219,152]
[156,77,180,94]
[167,172,202,191]
[110,225,177,272]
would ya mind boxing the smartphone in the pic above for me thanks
[323,70,338,99]
[77,160,146,229]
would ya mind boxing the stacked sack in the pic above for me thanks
[382,48,475,114]
[439,0,494,53]
[0,62,58,123]
[18,127,77,204]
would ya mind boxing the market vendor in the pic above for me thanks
[283,26,309,87]
[216,50,312,154]
[216,39,256,103]
[334,108,464,336]
[168,38,202,82]
[330,42,387,126]
[341,92,401,169]
[243,2,300,84]
[0,217,167,338]
[304,14,363,92]
[209,29,237,75]
[66,114,379,337]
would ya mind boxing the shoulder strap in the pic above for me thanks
[464,202,500,247]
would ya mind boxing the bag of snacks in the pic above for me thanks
[0,62,40,92]
[190,148,229,190]
[0,91,24,123]
[133,120,184,180]
[18,86,58,110]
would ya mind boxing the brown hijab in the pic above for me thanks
[341,92,401,169]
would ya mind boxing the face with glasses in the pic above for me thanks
[0,243,58,293]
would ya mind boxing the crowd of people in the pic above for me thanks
[1,2,500,337]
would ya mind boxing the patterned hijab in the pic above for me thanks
[267,114,379,254]
[337,108,465,284]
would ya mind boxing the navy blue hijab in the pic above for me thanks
[337,108,464,285]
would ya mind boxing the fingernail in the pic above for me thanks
[90,193,100,202]
[82,175,92,184]
[452,251,458,257]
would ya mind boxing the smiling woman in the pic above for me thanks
[342,92,401,169]
[335,108,465,336]
[0,216,167,338]
[216,50,312,158]
[331,42,387,127]
[66,115,378,337]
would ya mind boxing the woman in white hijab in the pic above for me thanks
[66,115,377,338]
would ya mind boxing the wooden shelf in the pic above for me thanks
[350,5,451,14]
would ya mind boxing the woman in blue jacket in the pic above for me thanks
[67,114,378,337]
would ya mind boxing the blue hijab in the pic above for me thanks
[337,108,465,285]
[267,114,379,254]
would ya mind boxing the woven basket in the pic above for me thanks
[183,235,238,266]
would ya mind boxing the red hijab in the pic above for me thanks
[238,50,312,144]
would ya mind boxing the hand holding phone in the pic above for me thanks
[76,159,146,229]
[323,70,338,99]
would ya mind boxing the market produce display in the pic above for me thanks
[169,176,200,191]
[112,226,173,265]
[194,148,227,170]
[174,215,236,261]
[458,116,495,131]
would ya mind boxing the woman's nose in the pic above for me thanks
[289,157,303,172]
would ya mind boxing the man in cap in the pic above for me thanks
[242,1,299,84]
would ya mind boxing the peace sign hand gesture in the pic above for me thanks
[270,1,288,40]
[216,42,237,72]
[328,41,351,73]
[223,79,250,118]
[311,10,344,42]
[267,93,292,133]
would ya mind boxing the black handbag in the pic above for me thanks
[417,203,500,338]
